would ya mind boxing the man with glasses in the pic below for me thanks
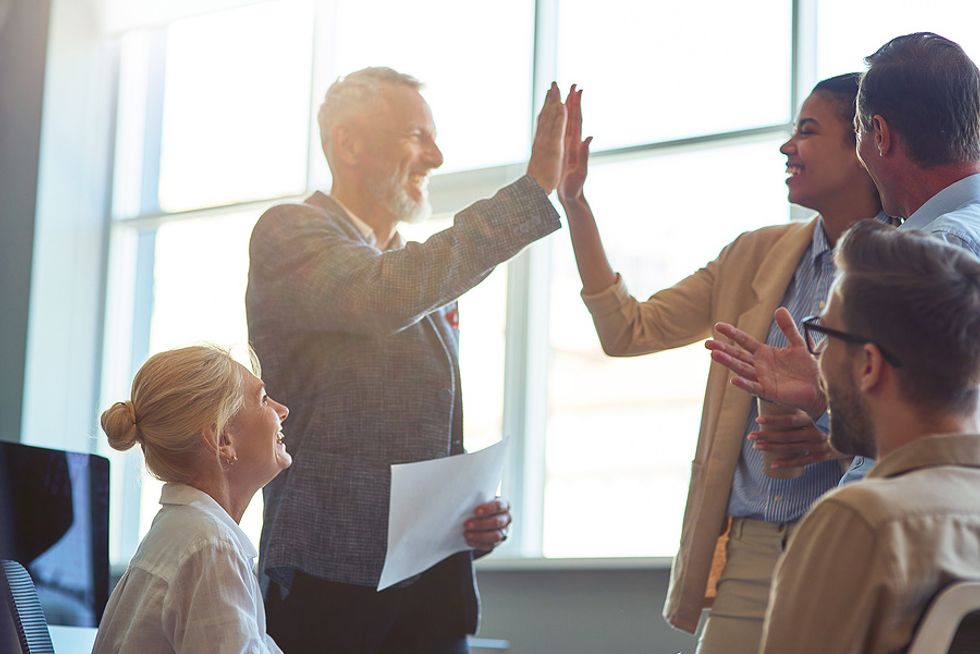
[759,219,980,654]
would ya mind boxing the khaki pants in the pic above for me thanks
[696,518,796,654]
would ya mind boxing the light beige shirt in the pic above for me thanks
[761,433,980,654]
[93,483,282,654]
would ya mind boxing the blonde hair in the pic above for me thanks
[317,66,423,163]
[101,345,260,484]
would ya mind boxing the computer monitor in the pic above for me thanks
[0,440,109,627]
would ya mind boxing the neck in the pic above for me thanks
[816,182,882,246]
[872,399,980,460]
[891,161,980,218]
[330,178,398,249]
[189,471,257,523]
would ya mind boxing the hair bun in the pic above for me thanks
[101,401,141,451]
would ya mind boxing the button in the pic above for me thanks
[438,389,452,401]
[818,300,826,310]
[774,495,783,502]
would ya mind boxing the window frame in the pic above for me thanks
[98,0,819,565]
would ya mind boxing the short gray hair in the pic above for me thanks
[317,67,423,155]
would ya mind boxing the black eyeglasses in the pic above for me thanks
[801,315,904,367]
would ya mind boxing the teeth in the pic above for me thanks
[276,431,285,445]
[786,165,803,176]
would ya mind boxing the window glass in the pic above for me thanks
[543,136,789,557]
[139,208,262,543]
[816,0,980,79]
[555,0,792,151]
[329,0,534,174]
[157,1,313,212]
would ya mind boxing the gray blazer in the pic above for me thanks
[246,175,559,619]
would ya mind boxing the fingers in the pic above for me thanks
[713,322,762,354]
[465,500,512,550]
[708,348,760,382]
[754,411,814,429]
[704,339,757,371]
[774,307,807,348]
[528,82,567,193]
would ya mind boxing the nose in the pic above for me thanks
[779,137,795,155]
[274,400,289,422]
[426,139,444,170]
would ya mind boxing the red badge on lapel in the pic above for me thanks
[444,306,459,330]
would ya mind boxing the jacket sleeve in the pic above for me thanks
[580,238,735,356]
[249,175,560,337]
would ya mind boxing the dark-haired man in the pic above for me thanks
[759,220,980,654]
[705,32,980,483]
[856,31,980,254]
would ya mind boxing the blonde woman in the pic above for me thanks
[93,345,290,654]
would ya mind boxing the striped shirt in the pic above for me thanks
[727,217,848,521]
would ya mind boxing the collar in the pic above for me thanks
[810,216,832,262]
[159,483,258,559]
[867,433,980,480]
[328,195,375,241]
[810,211,889,262]
[903,173,980,229]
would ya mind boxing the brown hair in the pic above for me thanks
[835,220,980,413]
[101,345,259,483]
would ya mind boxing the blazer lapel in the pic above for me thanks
[710,217,820,479]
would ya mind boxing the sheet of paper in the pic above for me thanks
[377,439,508,591]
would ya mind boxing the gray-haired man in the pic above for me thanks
[246,68,567,653]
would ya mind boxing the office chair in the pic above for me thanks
[908,580,980,654]
[1,560,55,653]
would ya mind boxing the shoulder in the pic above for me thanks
[802,477,911,533]
[130,506,250,582]
[717,219,814,262]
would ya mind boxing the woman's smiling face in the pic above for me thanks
[780,91,867,212]
[224,368,291,487]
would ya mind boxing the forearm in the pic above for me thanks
[561,195,617,295]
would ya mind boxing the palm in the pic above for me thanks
[753,343,823,413]
[557,85,590,205]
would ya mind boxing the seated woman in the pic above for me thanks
[93,345,290,654]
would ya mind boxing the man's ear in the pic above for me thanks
[872,115,892,157]
[331,125,362,166]
[856,343,887,395]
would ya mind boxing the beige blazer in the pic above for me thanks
[582,217,818,633]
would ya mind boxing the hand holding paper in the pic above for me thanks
[377,440,509,591]
[464,498,512,551]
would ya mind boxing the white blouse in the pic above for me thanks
[93,483,282,654]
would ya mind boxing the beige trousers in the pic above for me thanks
[695,518,796,654]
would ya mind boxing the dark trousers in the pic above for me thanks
[265,558,472,654]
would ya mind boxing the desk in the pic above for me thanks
[48,625,97,653]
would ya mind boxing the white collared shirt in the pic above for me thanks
[329,194,404,250]
[93,483,282,654]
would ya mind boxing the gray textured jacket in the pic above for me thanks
[246,175,560,628]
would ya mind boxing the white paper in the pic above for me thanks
[377,439,508,591]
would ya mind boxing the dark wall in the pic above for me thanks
[0,0,51,441]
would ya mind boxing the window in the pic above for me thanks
[100,0,956,564]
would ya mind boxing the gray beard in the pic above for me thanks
[369,171,432,225]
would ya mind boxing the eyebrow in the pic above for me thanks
[797,117,819,129]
